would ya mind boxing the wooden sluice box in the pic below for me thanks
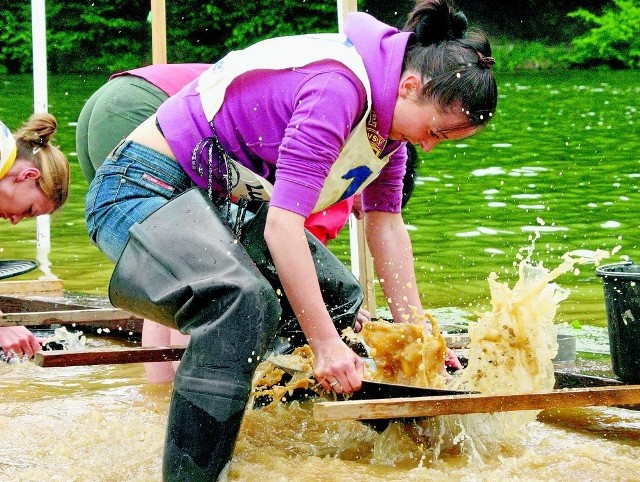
[0,281,143,336]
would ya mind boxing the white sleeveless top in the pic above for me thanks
[196,34,393,213]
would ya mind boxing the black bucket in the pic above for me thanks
[595,261,640,383]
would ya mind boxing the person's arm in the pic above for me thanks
[364,210,424,323]
[0,326,44,358]
[264,206,364,393]
[364,210,463,369]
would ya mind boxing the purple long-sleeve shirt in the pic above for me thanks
[157,13,412,216]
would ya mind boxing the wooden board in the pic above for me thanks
[0,308,142,327]
[0,294,143,334]
[0,294,103,313]
[0,307,140,326]
[34,345,187,367]
[313,386,640,421]
[554,370,625,389]
[0,279,63,294]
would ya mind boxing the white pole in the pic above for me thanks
[337,0,357,33]
[32,0,55,280]
[32,0,48,114]
[338,0,377,314]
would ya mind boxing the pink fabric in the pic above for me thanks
[305,197,354,245]
[110,63,210,96]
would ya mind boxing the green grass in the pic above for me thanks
[492,40,572,71]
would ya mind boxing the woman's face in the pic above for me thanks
[390,73,480,152]
[0,164,55,224]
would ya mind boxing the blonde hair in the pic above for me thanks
[14,112,70,210]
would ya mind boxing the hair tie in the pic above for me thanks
[477,52,495,69]
[32,136,44,155]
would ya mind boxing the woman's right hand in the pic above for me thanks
[263,207,365,393]
[0,326,44,358]
[312,338,364,394]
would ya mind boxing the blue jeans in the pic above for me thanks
[85,140,193,262]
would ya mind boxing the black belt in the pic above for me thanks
[155,117,165,137]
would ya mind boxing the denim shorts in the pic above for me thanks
[85,140,193,262]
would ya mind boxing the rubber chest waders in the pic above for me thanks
[109,189,281,480]
[109,188,363,480]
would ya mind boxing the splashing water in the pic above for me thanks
[36,216,58,280]
[1,327,85,365]
[421,235,613,461]
[44,326,86,350]
[252,234,616,467]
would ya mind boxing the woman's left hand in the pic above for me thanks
[353,308,371,333]
[445,347,463,370]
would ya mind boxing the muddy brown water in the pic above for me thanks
[2,355,640,481]
[2,69,640,480]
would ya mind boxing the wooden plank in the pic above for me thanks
[313,386,640,421]
[0,294,94,313]
[0,279,63,294]
[33,345,187,367]
[0,308,142,327]
[151,0,167,64]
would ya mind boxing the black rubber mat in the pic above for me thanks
[0,260,37,280]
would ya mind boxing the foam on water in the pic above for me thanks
[601,220,621,228]
[517,204,545,210]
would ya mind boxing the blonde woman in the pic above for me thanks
[0,114,70,358]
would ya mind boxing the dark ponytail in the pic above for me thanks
[404,0,468,44]
[402,0,497,128]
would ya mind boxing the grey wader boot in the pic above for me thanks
[109,188,282,481]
